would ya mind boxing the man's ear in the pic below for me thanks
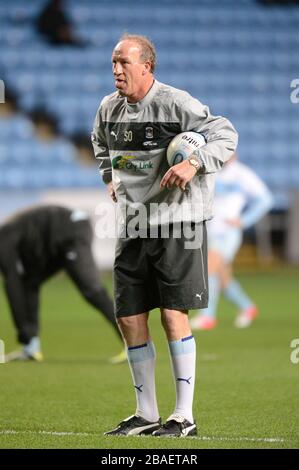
[143,61,151,74]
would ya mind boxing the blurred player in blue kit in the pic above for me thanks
[191,154,273,330]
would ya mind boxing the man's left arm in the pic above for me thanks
[161,96,238,190]
[180,96,238,173]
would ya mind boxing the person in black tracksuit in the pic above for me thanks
[0,205,123,361]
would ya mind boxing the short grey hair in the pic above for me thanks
[118,33,156,73]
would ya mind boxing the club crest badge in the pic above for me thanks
[145,127,154,139]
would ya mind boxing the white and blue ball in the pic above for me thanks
[166,131,206,167]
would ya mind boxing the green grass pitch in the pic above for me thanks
[0,268,298,449]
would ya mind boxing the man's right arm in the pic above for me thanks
[91,103,112,185]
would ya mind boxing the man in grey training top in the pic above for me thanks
[92,33,238,437]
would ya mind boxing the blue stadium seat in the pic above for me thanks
[0,114,34,141]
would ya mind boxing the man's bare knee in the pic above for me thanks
[117,313,149,346]
[118,315,137,329]
[161,309,190,341]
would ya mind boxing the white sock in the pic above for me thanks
[127,341,159,423]
[168,335,196,423]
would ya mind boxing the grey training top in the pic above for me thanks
[92,80,238,229]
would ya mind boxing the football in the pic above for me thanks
[166,131,206,167]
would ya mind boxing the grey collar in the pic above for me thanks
[125,79,159,113]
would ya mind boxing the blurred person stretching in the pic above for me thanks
[91,33,238,437]
[0,205,125,363]
[190,154,273,331]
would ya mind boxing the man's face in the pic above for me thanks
[112,40,150,102]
